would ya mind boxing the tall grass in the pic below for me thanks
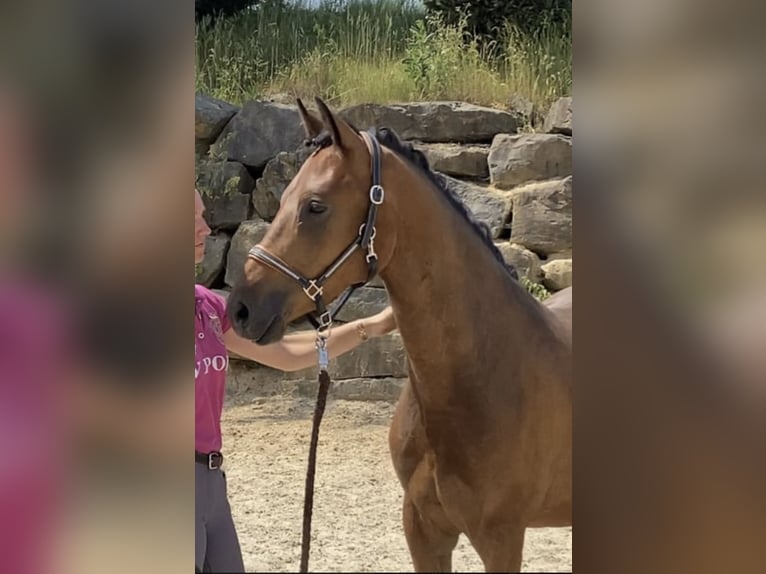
[195,0,570,111]
[500,12,572,111]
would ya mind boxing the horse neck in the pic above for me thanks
[379,156,545,390]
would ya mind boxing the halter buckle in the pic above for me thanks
[370,185,385,205]
[303,281,324,301]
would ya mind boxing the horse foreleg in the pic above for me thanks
[472,521,526,573]
[402,492,459,573]
[391,385,459,572]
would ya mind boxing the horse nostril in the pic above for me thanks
[234,300,250,329]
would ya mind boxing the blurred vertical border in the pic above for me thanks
[575,0,766,572]
[1,1,194,573]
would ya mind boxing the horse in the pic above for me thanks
[227,97,572,572]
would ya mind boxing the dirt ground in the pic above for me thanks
[221,396,572,573]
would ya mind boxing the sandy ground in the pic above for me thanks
[221,396,572,573]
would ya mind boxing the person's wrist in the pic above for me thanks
[356,320,371,341]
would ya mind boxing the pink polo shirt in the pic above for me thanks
[195,285,231,453]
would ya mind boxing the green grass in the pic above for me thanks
[195,0,571,111]
[521,277,552,301]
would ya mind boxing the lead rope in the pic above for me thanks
[299,331,332,573]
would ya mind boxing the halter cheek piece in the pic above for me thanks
[246,131,384,335]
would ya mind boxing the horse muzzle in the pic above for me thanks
[227,287,289,344]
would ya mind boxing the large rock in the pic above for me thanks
[225,220,271,287]
[542,258,573,291]
[316,332,406,380]
[334,287,390,323]
[442,175,512,239]
[226,360,406,403]
[198,191,253,233]
[253,145,313,219]
[252,185,281,222]
[508,94,542,129]
[212,101,306,169]
[226,332,407,389]
[489,133,572,189]
[212,288,231,302]
[367,274,385,288]
[495,242,543,283]
[416,143,489,179]
[264,92,296,105]
[196,160,255,230]
[509,177,573,256]
[196,234,230,287]
[196,140,211,160]
[340,102,519,143]
[543,97,572,136]
[195,94,238,142]
[329,377,406,402]
[196,160,256,196]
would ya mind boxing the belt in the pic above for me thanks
[195,450,224,470]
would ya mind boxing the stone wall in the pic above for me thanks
[195,95,573,403]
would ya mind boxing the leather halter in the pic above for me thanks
[246,130,384,334]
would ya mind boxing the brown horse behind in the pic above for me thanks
[227,98,572,572]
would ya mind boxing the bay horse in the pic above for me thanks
[227,97,572,572]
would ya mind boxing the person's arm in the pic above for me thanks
[223,306,397,372]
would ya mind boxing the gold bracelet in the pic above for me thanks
[356,321,369,342]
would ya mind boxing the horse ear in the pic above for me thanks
[296,98,323,140]
[314,97,359,152]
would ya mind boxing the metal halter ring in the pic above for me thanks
[358,223,377,240]
[317,311,332,331]
[369,185,385,205]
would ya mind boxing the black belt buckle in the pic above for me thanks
[207,451,223,470]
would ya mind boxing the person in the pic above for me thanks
[194,189,396,572]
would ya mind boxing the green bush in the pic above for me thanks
[423,0,571,45]
[521,277,551,301]
[402,14,498,99]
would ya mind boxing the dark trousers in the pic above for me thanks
[195,463,245,572]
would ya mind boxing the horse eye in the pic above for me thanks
[308,200,327,214]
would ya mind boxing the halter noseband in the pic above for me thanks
[246,130,385,334]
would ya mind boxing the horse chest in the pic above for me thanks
[431,452,484,532]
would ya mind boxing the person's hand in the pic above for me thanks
[365,306,397,338]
